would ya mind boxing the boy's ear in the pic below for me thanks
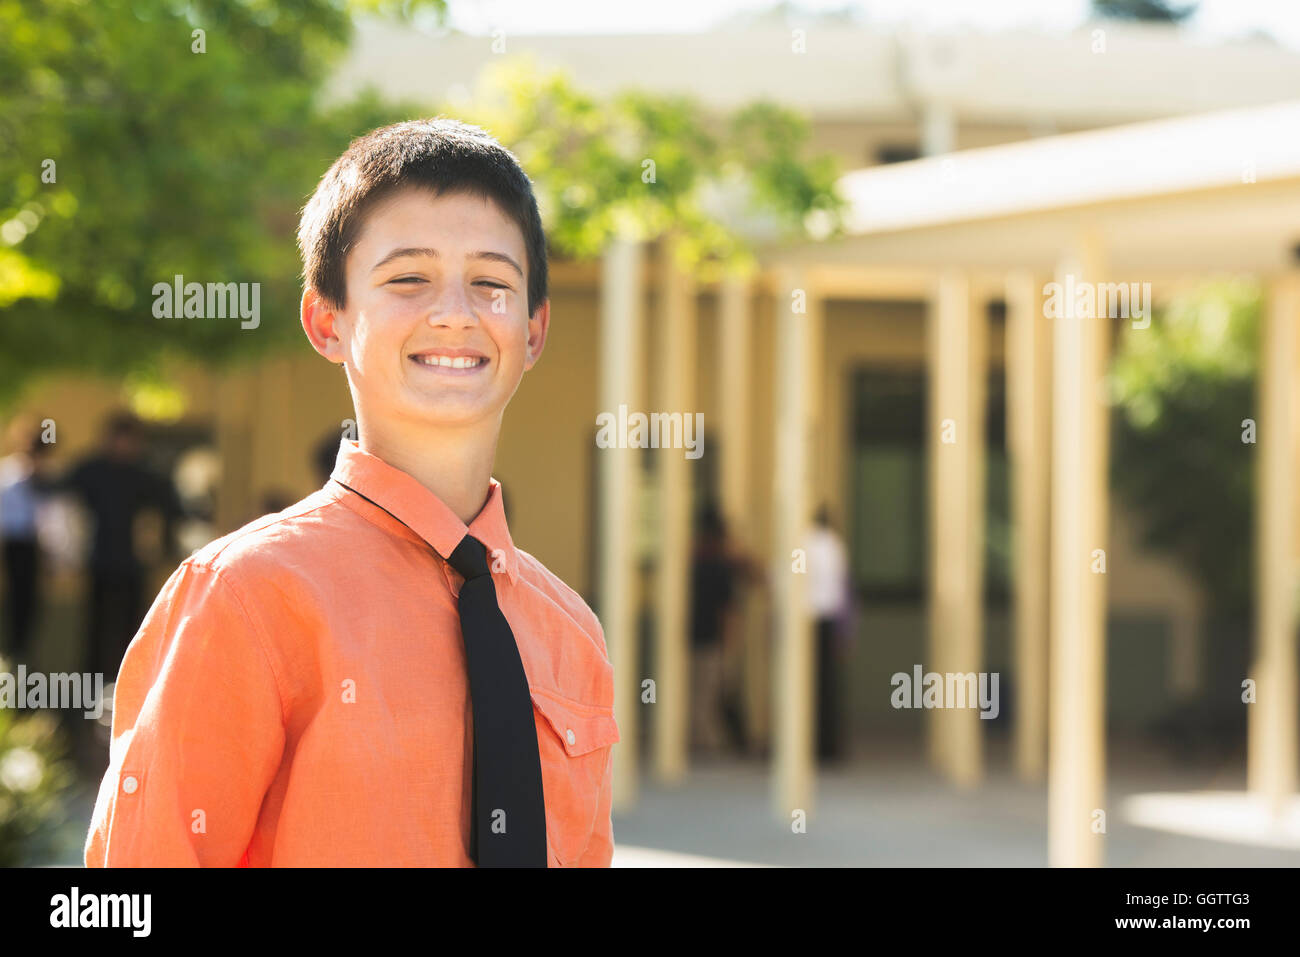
[301,287,346,364]
[523,298,551,371]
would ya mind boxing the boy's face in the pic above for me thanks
[302,185,549,437]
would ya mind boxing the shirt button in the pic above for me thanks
[122,775,138,794]
[565,729,576,746]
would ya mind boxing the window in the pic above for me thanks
[849,365,1009,603]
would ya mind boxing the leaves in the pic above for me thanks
[459,58,846,273]
[1,4,843,403]
[1109,279,1260,612]
[0,656,77,868]
[0,0,418,402]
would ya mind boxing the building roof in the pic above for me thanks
[837,99,1300,233]
[329,20,1300,127]
[772,100,1300,277]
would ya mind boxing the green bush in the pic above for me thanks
[0,655,77,867]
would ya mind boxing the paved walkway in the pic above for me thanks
[46,738,1300,867]
[610,739,1300,867]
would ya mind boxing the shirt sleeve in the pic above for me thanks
[84,559,286,867]
[576,746,615,867]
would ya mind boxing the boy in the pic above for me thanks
[84,118,619,867]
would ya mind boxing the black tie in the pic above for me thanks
[446,534,548,867]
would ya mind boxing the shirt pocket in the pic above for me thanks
[529,687,620,866]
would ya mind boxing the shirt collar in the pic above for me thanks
[328,438,519,586]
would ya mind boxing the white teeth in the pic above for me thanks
[415,355,483,368]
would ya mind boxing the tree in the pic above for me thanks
[455,59,845,278]
[0,0,440,403]
[1109,279,1259,614]
[1,5,843,405]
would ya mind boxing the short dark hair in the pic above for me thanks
[297,117,548,316]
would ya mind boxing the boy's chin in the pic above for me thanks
[403,397,500,430]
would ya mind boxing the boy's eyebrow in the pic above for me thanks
[370,246,524,278]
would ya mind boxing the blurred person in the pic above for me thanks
[59,411,181,684]
[689,503,741,756]
[719,513,764,755]
[807,504,851,764]
[0,429,54,661]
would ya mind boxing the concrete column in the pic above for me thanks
[806,278,828,508]
[718,272,767,752]
[598,238,645,809]
[653,237,696,783]
[772,265,818,818]
[1047,234,1110,867]
[922,102,956,157]
[1248,273,1300,811]
[719,272,753,547]
[1005,270,1052,782]
[925,270,987,788]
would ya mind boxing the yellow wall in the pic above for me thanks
[496,286,600,595]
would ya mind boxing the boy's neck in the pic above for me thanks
[357,418,501,526]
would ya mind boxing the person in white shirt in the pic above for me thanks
[806,504,851,763]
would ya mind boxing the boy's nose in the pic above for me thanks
[426,286,480,329]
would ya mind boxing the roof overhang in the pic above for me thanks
[768,100,1300,278]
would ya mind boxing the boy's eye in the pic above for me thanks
[388,276,425,285]
[475,280,509,290]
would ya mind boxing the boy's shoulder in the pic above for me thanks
[172,489,609,662]
[510,546,608,661]
[184,487,350,581]
[179,493,607,644]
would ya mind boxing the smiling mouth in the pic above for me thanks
[409,354,488,370]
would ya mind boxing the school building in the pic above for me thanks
[13,19,1300,866]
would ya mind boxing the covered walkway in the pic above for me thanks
[597,99,1300,867]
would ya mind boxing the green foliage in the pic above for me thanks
[462,59,846,279]
[0,658,78,867]
[1109,279,1259,612]
[1,3,843,403]
[0,0,434,403]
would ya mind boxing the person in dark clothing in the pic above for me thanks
[59,412,181,683]
[0,430,53,661]
[689,504,739,755]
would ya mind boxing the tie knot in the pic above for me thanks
[447,534,491,581]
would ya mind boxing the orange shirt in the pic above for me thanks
[84,439,619,867]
